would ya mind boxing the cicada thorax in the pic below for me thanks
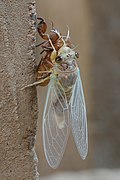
[58,70,77,101]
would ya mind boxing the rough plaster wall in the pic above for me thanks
[0,1,39,179]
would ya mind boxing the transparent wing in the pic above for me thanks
[42,78,70,169]
[70,68,88,159]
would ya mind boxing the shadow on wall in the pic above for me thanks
[35,0,120,177]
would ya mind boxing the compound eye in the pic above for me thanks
[55,56,62,63]
[75,52,79,58]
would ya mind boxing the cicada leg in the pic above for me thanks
[37,70,52,74]
[21,76,50,90]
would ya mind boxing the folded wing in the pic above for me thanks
[42,78,70,168]
[70,68,88,159]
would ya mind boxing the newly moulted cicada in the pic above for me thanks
[23,17,88,169]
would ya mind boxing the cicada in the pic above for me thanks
[23,17,88,169]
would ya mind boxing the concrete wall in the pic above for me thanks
[0,1,39,179]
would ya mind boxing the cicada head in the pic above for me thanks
[59,46,76,60]
[54,46,79,72]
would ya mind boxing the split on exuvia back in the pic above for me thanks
[22,17,88,169]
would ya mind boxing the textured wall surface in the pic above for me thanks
[0,1,39,179]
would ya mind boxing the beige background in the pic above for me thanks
[35,0,120,177]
